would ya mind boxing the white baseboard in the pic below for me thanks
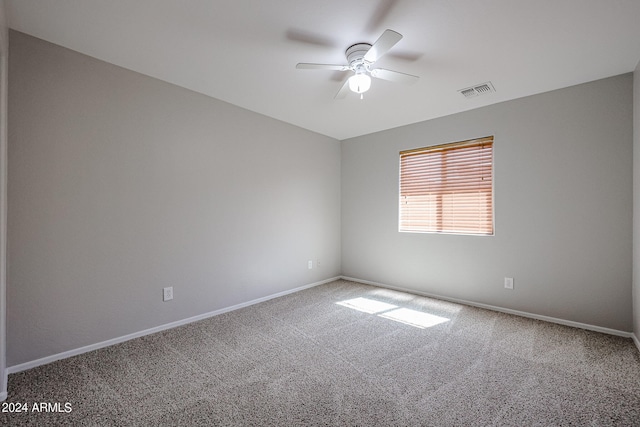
[341,276,633,339]
[633,333,640,353]
[7,276,340,375]
[0,391,6,402]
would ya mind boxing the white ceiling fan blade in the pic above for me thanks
[363,29,402,63]
[334,79,351,99]
[370,68,419,84]
[296,63,350,71]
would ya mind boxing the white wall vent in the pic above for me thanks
[459,81,495,98]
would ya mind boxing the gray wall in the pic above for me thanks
[7,31,341,366]
[0,0,7,400]
[342,74,633,331]
[634,61,640,339]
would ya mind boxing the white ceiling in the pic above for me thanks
[6,0,640,140]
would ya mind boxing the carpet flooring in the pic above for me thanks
[2,279,640,426]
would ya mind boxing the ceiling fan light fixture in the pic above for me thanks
[348,73,371,94]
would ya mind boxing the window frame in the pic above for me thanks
[398,136,495,236]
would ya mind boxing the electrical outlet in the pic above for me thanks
[317,259,321,267]
[308,260,313,269]
[504,277,514,290]
[163,286,173,301]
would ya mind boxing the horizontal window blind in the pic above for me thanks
[399,136,494,235]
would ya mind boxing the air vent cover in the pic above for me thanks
[459,81,495,98]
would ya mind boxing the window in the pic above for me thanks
[399,136,494,235]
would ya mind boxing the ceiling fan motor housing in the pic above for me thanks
[346,43,372,68]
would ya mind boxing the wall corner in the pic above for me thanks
[633,58,640,342]
[0,0,8,402]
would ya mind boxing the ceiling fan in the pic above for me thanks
[296,29,419,99]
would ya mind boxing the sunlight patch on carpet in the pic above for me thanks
[337,297,398,314]
[337,297,450,328]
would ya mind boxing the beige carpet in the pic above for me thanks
[2,279,640,426]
